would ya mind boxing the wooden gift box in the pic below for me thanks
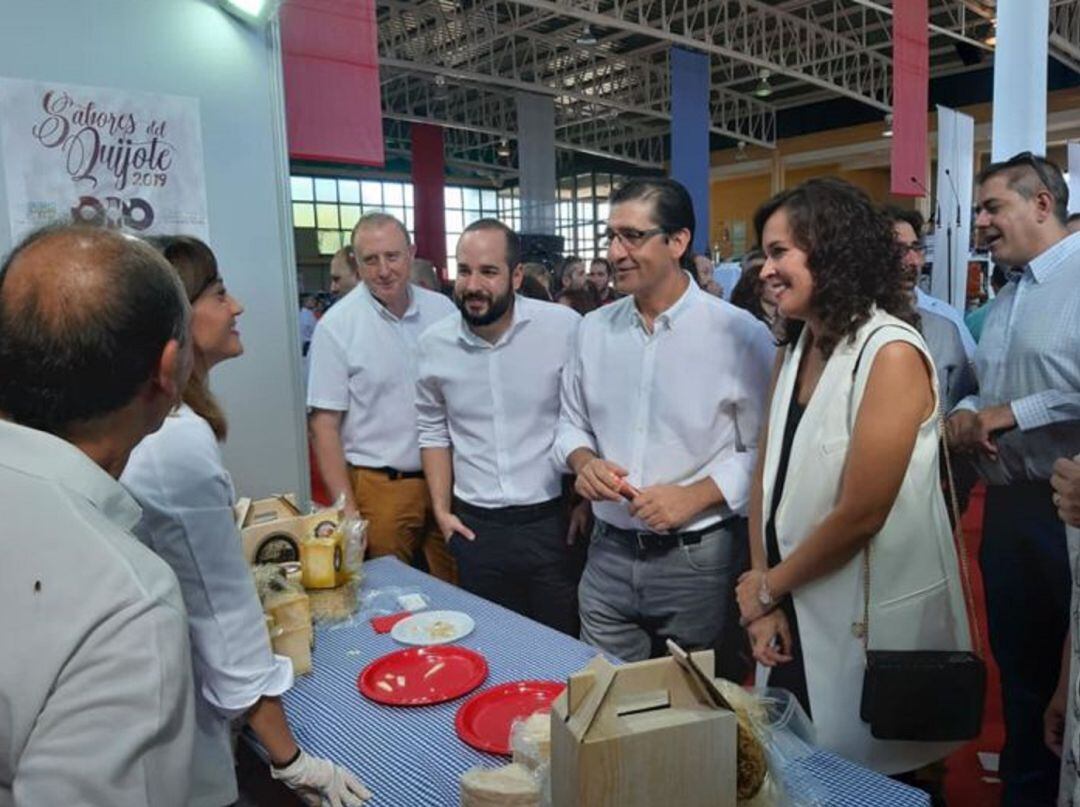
[550,650,737,807]
[234,495,348,589]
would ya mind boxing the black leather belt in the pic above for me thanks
[600,517,735,554]
[454,497,563,526]
[355,465,424,481]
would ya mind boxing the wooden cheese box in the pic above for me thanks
[550,650,737,807]
[234,495,349,588]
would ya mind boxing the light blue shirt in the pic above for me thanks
[915,286,976,359]
[953,231,1080,483]
[554,275,774,530]
[713,262,742,302]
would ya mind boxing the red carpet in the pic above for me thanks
[945,483,1005,806]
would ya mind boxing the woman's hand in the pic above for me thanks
[736,568,770,624]
[746,609,793,667]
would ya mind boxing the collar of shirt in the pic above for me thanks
[0,418,142,531]
[360,281,420,322]
[455,294,534,350]
[625,271,699,333]
[1026,230,1080,285]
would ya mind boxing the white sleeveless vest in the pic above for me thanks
[757,309,971,774]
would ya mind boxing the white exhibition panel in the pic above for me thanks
[0,0,309,502]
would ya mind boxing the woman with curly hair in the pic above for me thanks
[734,178,971,795]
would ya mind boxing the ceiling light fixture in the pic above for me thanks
[984,18,997,47]
[496,139,512,158]
[433,74,449,100]
[576,24,598,46]
[218,0,282,25]
[753,69,773,99]
[882,113,894,138]
[734,141,748,161]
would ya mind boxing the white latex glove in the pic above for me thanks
[270,749,373,806]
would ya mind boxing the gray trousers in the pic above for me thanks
[578,518,748,664]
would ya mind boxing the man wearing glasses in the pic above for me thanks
[946,152,1080,806]
[884,207,975,413]
[554,177,774,666]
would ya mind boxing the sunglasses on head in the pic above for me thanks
[1003,151,1058,197]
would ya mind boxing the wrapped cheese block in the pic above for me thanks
[511,712,551,771]
[460,763,540,807]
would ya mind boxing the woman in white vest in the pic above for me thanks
[121,237,371,807]
[734,179,971,797]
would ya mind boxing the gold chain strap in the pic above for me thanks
[938,410,984,659]
[860,411,984,659]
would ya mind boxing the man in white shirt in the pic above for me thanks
[308,212,457,581]
[947,152,1080,806]
[555,178,774,663]
[0,225,196,806]
[329,245,360,300]
[417,219,583,633]
[915,285,976,360]
[885,207,976,413]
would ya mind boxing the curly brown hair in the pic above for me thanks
[753,177,916,357]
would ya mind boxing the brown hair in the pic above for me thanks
[753,178,915,357]
[149,235,228,441]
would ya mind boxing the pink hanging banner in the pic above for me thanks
[890,0,929,196]
[280,0,384,166]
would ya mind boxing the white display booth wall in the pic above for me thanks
[0,0,309,502]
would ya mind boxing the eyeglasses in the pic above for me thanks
[599,227,666,251]
[1003,151,1058,197]
[899,242,926,256]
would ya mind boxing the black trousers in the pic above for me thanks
[982,482,1069,807]
[448,497,585,637]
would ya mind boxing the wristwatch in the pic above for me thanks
[758,573,776,610]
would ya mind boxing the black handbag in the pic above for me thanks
[857,411,987,742]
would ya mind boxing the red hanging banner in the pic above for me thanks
[280,0,384,166]
[891,0,929,197]
[410,124,447,277]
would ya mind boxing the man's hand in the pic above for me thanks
[745,609,793,668]
[1045,679,1068,757]
[271,750,372,806]
[566,499,592,546]
[434,510,476,542]
[1052,457,1080,528]
[574,457,628,502]
[628,484,700,532]
[947,405,1015,459]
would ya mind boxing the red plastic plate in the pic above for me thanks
[357,646,488,706]
[455,680,565,755]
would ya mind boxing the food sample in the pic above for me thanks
[428,619,456,639]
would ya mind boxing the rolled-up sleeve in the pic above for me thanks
[707,321,774,514]
[306,321,349,411]
[415,338,451,450]
[553,325,597,466]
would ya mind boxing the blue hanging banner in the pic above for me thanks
[670,46,711,257]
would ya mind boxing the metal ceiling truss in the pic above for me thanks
[375,0,1080,175]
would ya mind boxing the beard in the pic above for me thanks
[455,286,515,327]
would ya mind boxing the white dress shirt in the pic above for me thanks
[0,419,195,807]
[554,276,774,531]
[416,296,580,508]
[953,231,1080,484]
[307,283,456,471]
[122,405,293,807]
[915,286,976,359]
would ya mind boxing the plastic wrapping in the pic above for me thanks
[459,763,543,807]
[333,494,367,579]
[321,585,431,633]
[735,687,830,807]
[509,712,552,807]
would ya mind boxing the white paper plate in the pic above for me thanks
[391,610,475,646]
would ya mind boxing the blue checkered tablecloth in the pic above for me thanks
[276,557,930,807]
